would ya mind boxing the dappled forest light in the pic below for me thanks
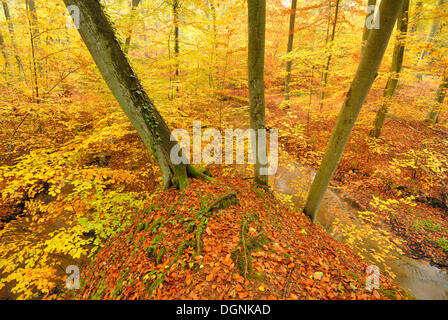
[0,0,447,304]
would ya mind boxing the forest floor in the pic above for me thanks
[219,79,448,272]
[70,177,405,300]
[0,76,447,299]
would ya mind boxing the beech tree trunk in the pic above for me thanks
[248,0,268,186]
[124,0,142,55]
[0,29,13,79]
[26,0,41,69]
[319,0,340,110]
[408,0,422,34]
[303,0,404,222]
[26,0,41,102]
[63,0,213,190]
[416,0,444,80]
[284,0,297,102]
[208,0,217,89]
[370,0,410,138]
[1,0,25,81]
[173,0,180,78]
[427,72,448,123]
[360,0,377,59]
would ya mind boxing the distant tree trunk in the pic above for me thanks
[284,0,297,102]
[319,0,340,111]
[408,0,422,34]
[248,0,268,186]
[360,0,377,59]
[318,1,332,107]
[416,0,444,80]
[1,0,25,81]
[208,0,217,89]
[426,71,448,123]
[173,0,180,79]
[370,0,410,138]
[26,0,41,68]
[0,29,13,79]
[303,0,404,222]
[26,0,40,102]
[124,0,142,55]
[62,0,214,190]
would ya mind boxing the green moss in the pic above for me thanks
[378,289,397,300]
[172,165,189,190]
[412,219,442,233]
[137,222,145,232]
[436,237,448,253]
[208,193,238,212]
[150,217,164,234]
[231,247,253,276]
[247,232,269,251]
[231,219,268,278]
[155,246,166,265]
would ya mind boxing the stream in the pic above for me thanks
[269,155,448,300]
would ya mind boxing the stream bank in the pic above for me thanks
[269,154,448,300]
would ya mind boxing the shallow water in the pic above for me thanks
[270,155,448,300]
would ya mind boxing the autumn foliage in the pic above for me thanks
[0,0,447,300]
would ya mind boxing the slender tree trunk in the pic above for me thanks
[1,0,25,81]
[248,0,268,186]
[124,0,142,55]
[303,0,404,222]
[370,0,410,138]
[284,0,297,102]
[26,0,42,71]
[427,71,448,123]
[26,0,40,103]
[408,0,422,34]
[318,1,332,107]
[173,0,180,79]
[360,0,377,59]
[208,0,217,89]
[416,0,444,80]
[319,0,340,111]
[62,0,214,190]
[168,0,180,97]
[0,29,13,79]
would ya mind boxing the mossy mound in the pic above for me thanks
[72,173,405,300]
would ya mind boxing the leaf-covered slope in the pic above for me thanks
[73,174,405,300]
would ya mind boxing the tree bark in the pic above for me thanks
[303,0,404,222]
[1,0,25,81]
[208,0,217,89]
[408,0,422,34]
[26,0,41,67]
[416,0,444,80]
[360,0,377,59]
[284,0,297,102]
[318,1,332,109]
[370,0,410,138]
[248,0,268,186]
[0,29,13,79]
[124,0,142,55]
[427,71,448,123]
[173,0,180,78]
[62,0,213,190]
[26,0,41,102]
[319,0,340,111]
